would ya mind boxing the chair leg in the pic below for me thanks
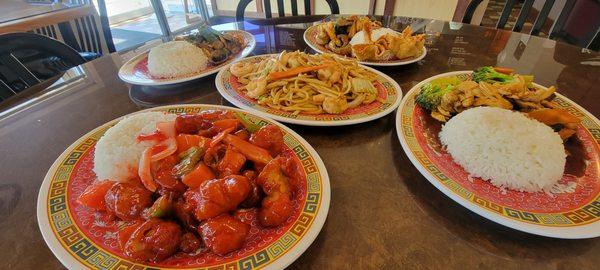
[588,30,600,51]
[462,0,484,24]
[496,0,517,29]
[94,0,116,53]
[0,54,40,88]
[0,79,15,100]
[530,0,555,36]
[513,0,534,32]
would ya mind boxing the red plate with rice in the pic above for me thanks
[396,71,600,239]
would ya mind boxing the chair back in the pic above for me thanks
[462,0,599,49]
[0,32,85,101]
[0,3,115,56]
[236,0,339,21]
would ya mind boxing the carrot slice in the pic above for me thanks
[176,134,210,154]
[210,127,235,148]
[182,162,216,188]
[268,63,334,81]
[493,66,514,75]
[77,180,115,211]
[223,134,273,165]
[212,119,240,132]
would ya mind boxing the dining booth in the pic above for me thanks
[0,0,599,269]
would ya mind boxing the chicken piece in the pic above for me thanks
[523,86,556,102]
[322,96,349,114]
[216,147,246,177]
[239,170,262,208]
[431,110,449,122]
[473,96,513,109]
[179,232,201,253]
[173,198,198,231]
[249,124,285,156]
[514,99,543,111]
[184,175,251,221]
[124,219,182,262]
[256,157,293,227]
[105,182,153,220]
[200,214,250,255]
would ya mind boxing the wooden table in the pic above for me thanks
[0,17,599,269]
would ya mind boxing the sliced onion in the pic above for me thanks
[138,147,157,192]
[137,121,177,192]
[148,121,178,161]
[150,138,177,162]
[156,121,176,138]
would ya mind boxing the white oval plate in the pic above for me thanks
[215,54,403,126]
[118,30,256,86]
[37,104,330,269]
[396,71,600,239]
[303,24,426,66]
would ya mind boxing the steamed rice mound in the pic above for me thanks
[94,112,176,182]
[147,40,208,78]
[439,107,566,193]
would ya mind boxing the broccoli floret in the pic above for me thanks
[472,66,515,84]
[415,83,455,111]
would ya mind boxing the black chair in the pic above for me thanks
[462,0,599,50]
[0,33,85,101]
[236,0,340,22]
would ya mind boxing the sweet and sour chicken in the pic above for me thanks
[77,111,301,263]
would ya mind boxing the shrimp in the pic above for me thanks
[317,67,342,84]
[230,62,254,77]
[322,96,348,114]
[244,76,267,98]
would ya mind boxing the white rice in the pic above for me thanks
[94,112,176,182]
[439,107,567,193]
[147,40,208,78]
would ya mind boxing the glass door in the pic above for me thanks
[95,0,211,51]
[159,0,210,34]
[96,0,164,51]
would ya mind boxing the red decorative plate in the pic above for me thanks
[396,71,600,239]
[303,24,427,66]
[37,105,330,269]
[118,30,255,86]
[216,54,402,126]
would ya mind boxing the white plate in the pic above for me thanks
[37,104,330,269]
[303,24,426,66]
[215,54,403,126]
[118,30,256,86]
[396,71,600,239]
